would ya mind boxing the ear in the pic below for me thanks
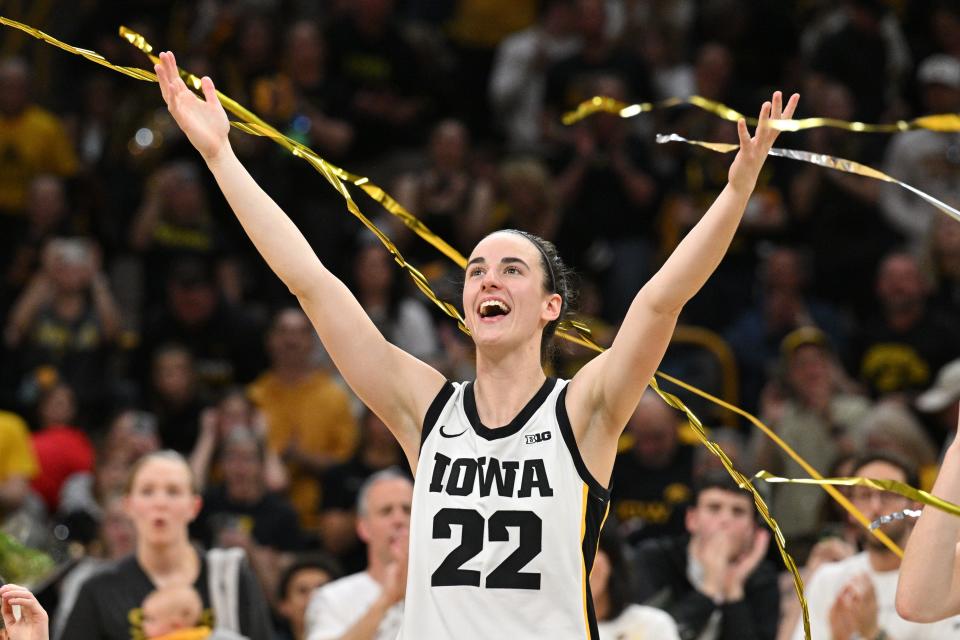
[542,292,562,323]
[357,517,371,544]
[189,494,203,520]
[685,506,697,534]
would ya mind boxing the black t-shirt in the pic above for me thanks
[610,445,695,544]
[852,309,960,397]
[192,486,304,552]
[544,48,652,115]
[60,551,272,640]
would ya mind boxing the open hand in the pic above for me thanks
[155,51,230,162]
[728,91,800,192]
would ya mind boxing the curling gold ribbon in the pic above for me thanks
[563,94,960,133]
[755,471,960,522]
[656,133,960,224]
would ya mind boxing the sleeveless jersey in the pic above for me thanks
[398,378,610,639]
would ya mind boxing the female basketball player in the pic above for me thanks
[897,412,960,622]
[154,50,797,638]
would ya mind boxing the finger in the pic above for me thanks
[783,92,800,120]
[771,91,782,120]
[200,76,219,107]
[756,100,772,135]
[162,52,186,100]
[155,63,170,103]
[737,117,750,148]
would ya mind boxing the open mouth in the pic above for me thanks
[478,299,511,320]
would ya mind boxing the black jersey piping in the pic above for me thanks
[556,385,611,501]
[463,377,557,440]
[420,381,456,452]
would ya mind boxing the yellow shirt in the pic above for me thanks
[0,106,78,213]
[152,627,211,640]
[447,0,538,48]
[0,410,38,482]
[248,370,358,528]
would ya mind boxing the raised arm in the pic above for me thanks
[568,92,799,446]
[154,52,445,461]
[897,420,960,622]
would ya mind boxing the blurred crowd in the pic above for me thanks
[2,0,960,638]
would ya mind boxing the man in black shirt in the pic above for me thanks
[853,252,960,398]
[633,472,779,640]
[611,391,695,544]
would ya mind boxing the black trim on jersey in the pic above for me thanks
[420,381,456,452]
[582,497,610,639]
[557,385,611,501]
[464,377,557,440]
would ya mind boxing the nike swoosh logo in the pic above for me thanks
[439,424,468,438]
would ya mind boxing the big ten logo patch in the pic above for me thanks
[524,430,552,444]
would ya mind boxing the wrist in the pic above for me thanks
[204,142,235,170]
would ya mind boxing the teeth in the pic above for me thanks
[479,300,510,316]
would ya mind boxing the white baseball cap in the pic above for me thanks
[918,54,960,89]
[916,358,960,412]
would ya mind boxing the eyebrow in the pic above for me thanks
[465,256,531,269]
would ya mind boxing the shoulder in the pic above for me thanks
[78,555,147,596]
[635,535,687,566]
[809,552,866,586]
[620,604,680,632]
[314,572,379,602]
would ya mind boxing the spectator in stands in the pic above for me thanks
[130,161,241,308]
[148,344,206,454]
[138,258,265,395]
[320,410,409,573]
[633,472,779,640]
[4,237,121,418]
[0,58,78,223]
[916,358,960,454]
[725,246,849,412]
[0,175,76,308]
[923,214,960,318]
[591,525,680,639]
[852,252,960,398]
[274,555,341,640]
[610,391,695,544]
[323,0,427,159]
[554,73,660,321]
[349,242,441,364]
[248,308,358,529]
[488,0,580,152]
[304,469,411,640]
[790,452,960,639]
[61,450,273,638]
[882,54,960,253]
[0,410,37,522]
[28,382,95,514]
[393,119,495,261]
[754,327,870,551]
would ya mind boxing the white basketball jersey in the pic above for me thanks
[398,378,610,639]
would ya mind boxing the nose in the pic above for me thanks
[481,267,502,289]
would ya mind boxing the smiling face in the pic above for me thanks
[463,232,562,359]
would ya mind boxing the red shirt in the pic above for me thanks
[30,424,94,511]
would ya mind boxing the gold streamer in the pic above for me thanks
[656,133,960,225]
[754,471,960,525]
[563,94,960,133]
